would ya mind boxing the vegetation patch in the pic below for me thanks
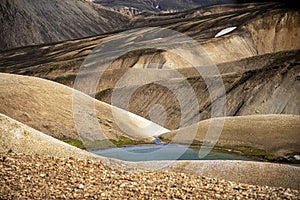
[61,138,86,149]
[233,146,276,161]
[61,136,150,150]
[271,51,285,60]
[53,74,76,85]
[121,48,164,58]
[221,145,300,164]
[95,88,113,100]
[110,136,148,147]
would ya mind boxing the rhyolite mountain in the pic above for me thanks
[93,0,236,14]
[0,0,130,50]
[0,1,299,167]
[0,3,299,130]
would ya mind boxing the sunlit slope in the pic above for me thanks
[0,114,102,160]
[160,115,300,157]
[0,73,168,142]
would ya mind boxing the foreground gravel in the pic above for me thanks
[0,153,299,199]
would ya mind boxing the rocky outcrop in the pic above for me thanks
[114,6,142,17]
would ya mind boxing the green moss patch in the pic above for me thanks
[221,145,300,164]
[61,138,86,149]
[233,146,276,161]
[110,136,147,147]
[52,74,76,85]
[95,88,113,100]
[61,136,149,150]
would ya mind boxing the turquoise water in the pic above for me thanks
[91,144,254,162]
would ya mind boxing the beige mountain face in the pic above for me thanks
[0,73,169,142]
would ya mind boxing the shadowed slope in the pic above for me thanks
[0,0,129,50]
[1,3,299,75]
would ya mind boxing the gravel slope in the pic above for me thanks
[1,153,299,199]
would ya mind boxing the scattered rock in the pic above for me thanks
[0,153,299,199]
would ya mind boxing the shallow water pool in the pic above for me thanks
[91,144,255,162]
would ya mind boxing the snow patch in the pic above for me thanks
[294,155,300,160]
[215,27,237,38]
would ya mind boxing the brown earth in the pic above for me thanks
[0,2,299,196]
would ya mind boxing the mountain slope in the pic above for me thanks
[0,0,129,50]
[0,113,102,160]
[0,73,168,144]
[160,115,300,157]
[96,50,300,129]
[0,3,299,130]
[1,3,298,75]
[93,0,233,14]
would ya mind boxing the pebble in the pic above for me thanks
[0,153,299,199]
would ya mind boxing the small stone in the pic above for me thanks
[78,184,84,189]
[101,193,106,197]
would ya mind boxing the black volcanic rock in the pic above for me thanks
[0,0,130,50]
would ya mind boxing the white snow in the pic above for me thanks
[214,27,237,38]
[294,155,300,160]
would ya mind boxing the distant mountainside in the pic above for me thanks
[0,0,130,50]
[0,3,298,131]
[93,0,234,14]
